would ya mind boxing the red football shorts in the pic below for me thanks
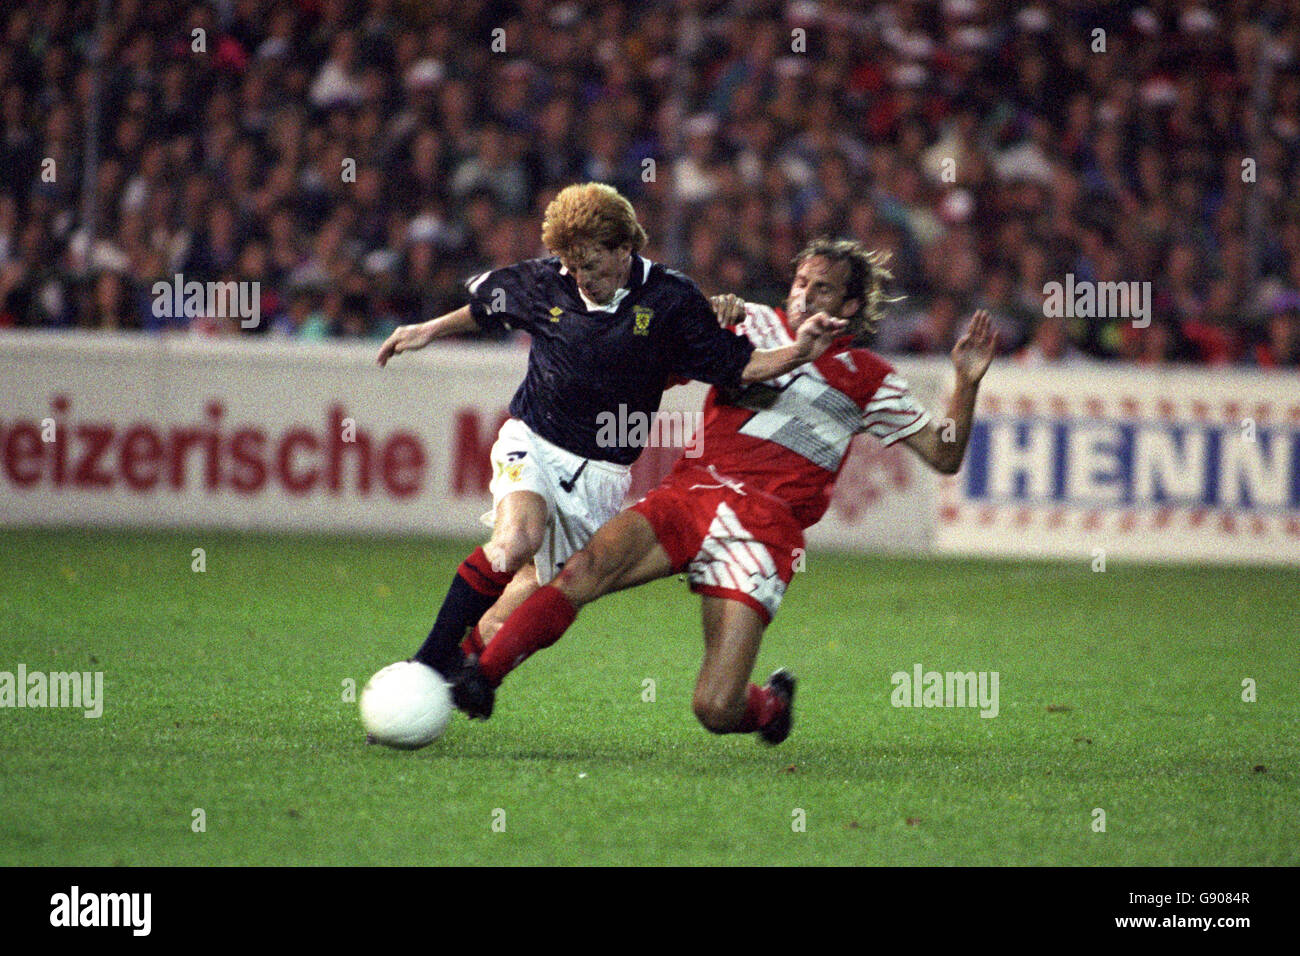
[631,463,804,624]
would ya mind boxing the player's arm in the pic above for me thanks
[902,309,997,475]
[377,305,479,367]
[707,293,845,382]
[739,311,846,384]
[677,288,842,387]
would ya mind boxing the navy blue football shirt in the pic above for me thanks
[465,255,755,465]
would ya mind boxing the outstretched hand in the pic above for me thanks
[951,309,998,385]
[377,322,436,367]
[794,311,849,360]
[710,293,746,327]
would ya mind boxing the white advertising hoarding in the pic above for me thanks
[934,362,1300,565]
[0,333,941,554]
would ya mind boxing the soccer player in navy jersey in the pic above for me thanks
[376,183,846,696]
[453,239,998,742]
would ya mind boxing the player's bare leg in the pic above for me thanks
[550,509,673,607]
[484,491,548,576]
[455,510,675,717]
[465,562,541,656]
[693,595,796,743]
[693,596,765,731]
[411,490,547,679]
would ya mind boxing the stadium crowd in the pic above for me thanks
[1,0,1298,366]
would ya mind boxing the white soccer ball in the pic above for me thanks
[359,661,453,749]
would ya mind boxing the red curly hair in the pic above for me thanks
[541,183,648,259]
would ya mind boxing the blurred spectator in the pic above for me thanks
[879,294,962,355]
[1251,300,1300,367]
[0,0,1295,369]
[1115,316,1196,367]
[1016,315,1088,367]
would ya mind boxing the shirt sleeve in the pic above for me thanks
[464,262,535,333]
[668,287,755,388]
[861,371,932,445]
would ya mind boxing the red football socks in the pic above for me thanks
[478,585,578,686]
[458,546,514,596]
[734,682,783,733]
[460,624,485,658]
[412,547,514,675]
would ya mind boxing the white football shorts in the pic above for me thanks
[483,418,632,585]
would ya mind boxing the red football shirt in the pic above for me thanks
[683,303,933,528]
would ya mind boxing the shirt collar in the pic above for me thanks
[578,284,630,313]
[560,254,649,313]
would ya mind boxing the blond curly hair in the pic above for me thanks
[794,238,904,342]
[541,183,648,259]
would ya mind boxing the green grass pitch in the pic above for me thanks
[2,528,1296,866]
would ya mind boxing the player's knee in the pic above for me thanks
[488,526,542,573]
[483,541,525,575]
[554,547,602,603]
[560,540,629,601]
[556,546,592,583]
[692,692,741,734]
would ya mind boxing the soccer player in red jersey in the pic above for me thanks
[454,239,998,743]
